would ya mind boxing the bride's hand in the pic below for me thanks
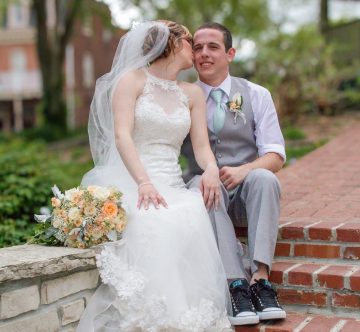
[200,163,220,210]
[137,182,168,210]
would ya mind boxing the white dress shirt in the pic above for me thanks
[198,74,286,161]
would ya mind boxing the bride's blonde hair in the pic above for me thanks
[143,20,192,62]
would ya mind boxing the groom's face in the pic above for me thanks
[193,28,235,86]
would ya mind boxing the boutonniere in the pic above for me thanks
[226,92,246,124]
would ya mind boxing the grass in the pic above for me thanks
[283,126,307,141]
[283,123,328,165]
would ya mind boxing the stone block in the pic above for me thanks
[0,309,59,332]
[60,299,85,326]
[0,285,40,319]
[60,326,77,332]
[41,269,99,304]
[0,244,97,283]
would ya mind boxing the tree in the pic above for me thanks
[32,0,83,129]
[252,26,343,119]
[320,0,329,34]
[122,0,270,40]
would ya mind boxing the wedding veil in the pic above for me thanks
[81,22,170,192]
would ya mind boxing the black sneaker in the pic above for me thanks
[228,279,259,325]
[249,279,286,320]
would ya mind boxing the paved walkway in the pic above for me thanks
[278,122,360,227]
[236,123,360,331]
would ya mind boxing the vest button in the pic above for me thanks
[217,153,222,158]
[217,139,221,144]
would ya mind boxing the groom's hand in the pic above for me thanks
[220,165,252,190]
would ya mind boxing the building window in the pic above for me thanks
[11,49,27,71]
[9,3,28,28]
[82,52,94,88]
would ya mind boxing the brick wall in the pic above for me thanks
[0,245,98,332]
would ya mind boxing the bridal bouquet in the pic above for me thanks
[30,185,127,248]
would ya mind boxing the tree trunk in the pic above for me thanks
[32,0,82,129]
[320,0,329,35]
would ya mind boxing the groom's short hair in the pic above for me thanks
[196,22,232,51]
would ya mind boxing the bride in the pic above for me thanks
[77,20,231,331]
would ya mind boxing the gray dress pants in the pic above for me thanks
[187,168,281,280]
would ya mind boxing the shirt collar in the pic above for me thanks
[198,74,232,100]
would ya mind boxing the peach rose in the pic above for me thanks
[74,219,82,227]
[230,101,237,109]
[77,242,86,249]
[71,191,83,204]
[51,197,61,208]
[78,199,85,209]
[101,201,118,218]
[115,222,126,232]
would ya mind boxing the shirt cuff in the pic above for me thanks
[258,144,286,162]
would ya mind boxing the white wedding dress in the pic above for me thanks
[77,70,231,332]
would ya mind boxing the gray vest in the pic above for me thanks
[182,77,258,179]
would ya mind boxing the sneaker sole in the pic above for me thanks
[228,315,260,325]
[258,310,286,320]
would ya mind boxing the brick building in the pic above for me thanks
[0,0,123,133]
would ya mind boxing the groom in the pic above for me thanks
[183,22,287,325]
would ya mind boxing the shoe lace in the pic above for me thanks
[254,279,279,307]
[231,287,254,312]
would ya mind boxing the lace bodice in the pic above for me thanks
[133,70,191,188]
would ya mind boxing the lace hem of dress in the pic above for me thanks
[96,243,231,332]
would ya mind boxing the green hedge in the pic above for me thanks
[0,138,92,247]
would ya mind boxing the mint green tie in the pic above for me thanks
[210,89,225,135]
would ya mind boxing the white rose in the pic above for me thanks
[53,218,62,228]
[64,188,80,201]
[92,187,110,201]
[84,204,97,216]
[68,207,81,221]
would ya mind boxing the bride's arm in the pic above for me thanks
[112,71,167,209]
[186,84,220,209]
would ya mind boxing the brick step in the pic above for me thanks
[235,312,360,332]
[236,219,360,261]
[236,220,360,246]
[278,218,360,244]
[275,240,360,260]
[269,259,360,316]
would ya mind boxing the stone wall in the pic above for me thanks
[0,244,99,332]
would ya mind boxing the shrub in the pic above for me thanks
[0,138,93,247]
[0,139,55,247]
[250,26,356,120]
[283,126,306,141]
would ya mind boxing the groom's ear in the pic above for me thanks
[226,48,236,63]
